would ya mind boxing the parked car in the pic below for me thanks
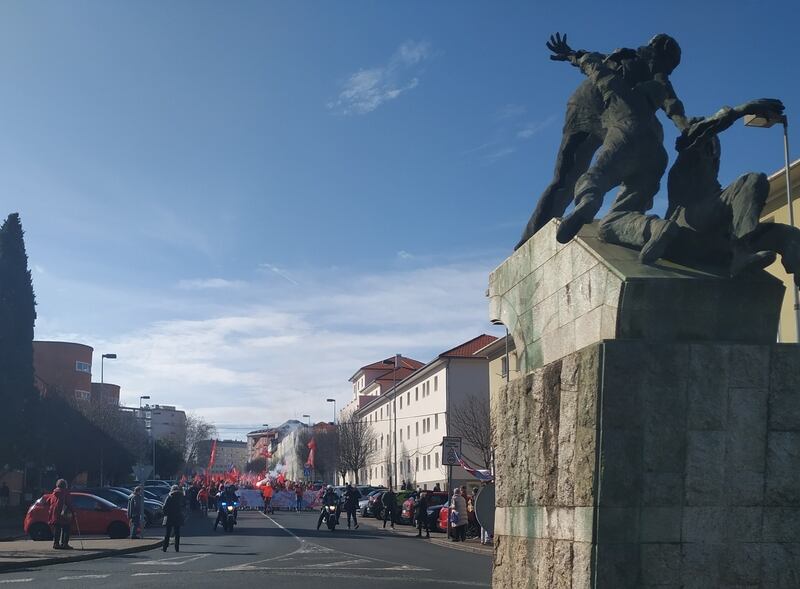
[25,492,130,541]
[426,503,446,533]
[144,480,172,488]
[111,486,163,504]
[361,490,384,517]
[374,490,414,521]
[81,487,164,527]
[366,491,385,518]
[400,491,449,525]
[437,505,450,533]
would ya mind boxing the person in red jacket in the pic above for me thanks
[48,479,74,550]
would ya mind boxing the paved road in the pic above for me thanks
[0,510,492,587]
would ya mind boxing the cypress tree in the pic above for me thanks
[0,213,38,467]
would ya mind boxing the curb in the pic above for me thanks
[358,518,493,556]
[0,539,163,573]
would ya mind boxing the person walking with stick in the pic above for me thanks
[415,490,430,539]
[48,479,74,550]
[162,485,185,552]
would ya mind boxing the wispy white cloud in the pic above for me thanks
[397,250,413,260]
[177,278,246,290]
[259,263,299,286]
[496,103,526,120]
[329,40,432,115]
[39,257,503,440]
[517,115,557,139]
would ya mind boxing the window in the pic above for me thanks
[408,459,411,472]
[434,414,439,430]
[400,429,403,441]
[407,392,410,405]
[71,495,99,510]
[75,361,91,373]
[435,452,439,468]
[415,457,419,471]
[415,387,418,401]
[380,435,383,449]
[422,420,427,434]
[407,425,410,438]
[434,375,438,391]
[380,408,383,419]
[75,389,91,401]
[415,422,419,436]
[400,397,403,410]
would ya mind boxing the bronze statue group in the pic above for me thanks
[517,32,800,284]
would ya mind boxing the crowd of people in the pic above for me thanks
[36,474,492,552]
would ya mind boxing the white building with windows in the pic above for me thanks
[341,334,496,491]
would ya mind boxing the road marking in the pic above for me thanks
[0,580,33,584]
[57,575,110,580]
[131,572,172,576]
[134,553,210,566]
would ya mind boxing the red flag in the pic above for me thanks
[305,438,317,469]
[208,439,217,472]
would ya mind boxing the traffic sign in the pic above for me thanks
[442,436,462,466]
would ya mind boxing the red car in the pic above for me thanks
[25,492,130,541]
[438,505,450,532]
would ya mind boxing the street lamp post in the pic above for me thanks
[326,398,336,424]
[744,112,800,341]
[99,353,116,487]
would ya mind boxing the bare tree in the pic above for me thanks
[184,414,217,470]
[337,414,375,485]
[449,393,493,468]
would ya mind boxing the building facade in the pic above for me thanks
[760,157,800,342]
[90,382,121,405]
[33,341,94,401]
[196,439,249,475]
[130,404,187,444]
[341,335,496,491]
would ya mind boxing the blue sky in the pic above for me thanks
[2,0,798,438]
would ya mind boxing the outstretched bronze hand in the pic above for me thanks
[546,32,575,61]
[738,98,785,122]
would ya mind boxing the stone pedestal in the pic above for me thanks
[490,221,800,588]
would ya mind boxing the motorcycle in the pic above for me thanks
[320,504,338,531]
[220,500,239,532]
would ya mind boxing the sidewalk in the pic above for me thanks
[0,537,162,572]
[357,517,493,555]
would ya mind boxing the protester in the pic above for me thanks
[48,479,74,550]
[127,486,145,539]
[433,483,441,492]
[450,488,468,542]
[197,486,209,514]
[382,487,396,529]
[415,490,430,539]
[262,483,274,514]
[343,483,361,529]
[294,484,303,512]
[162,485,185,552]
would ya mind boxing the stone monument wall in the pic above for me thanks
[492,340,800,588]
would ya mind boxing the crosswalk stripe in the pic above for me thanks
[0,580,33,584]
[57,575,110,580]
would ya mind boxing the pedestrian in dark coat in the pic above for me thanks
[127,486,145,539]
[415,491,430,538]
[162,485,185,552]
[343,484,361,529]
[47,479,74,550]
[382,488,396,529]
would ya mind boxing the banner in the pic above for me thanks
[236,489,265,510]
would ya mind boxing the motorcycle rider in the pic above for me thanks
[316,485,340,530]
[213,484,239,531]
[342,483,361,530]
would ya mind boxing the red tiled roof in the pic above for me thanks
[439,334,498,359]
[358,356,425,372]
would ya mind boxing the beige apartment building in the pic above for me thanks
[341,335,496,491]
[760,158,800,342]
